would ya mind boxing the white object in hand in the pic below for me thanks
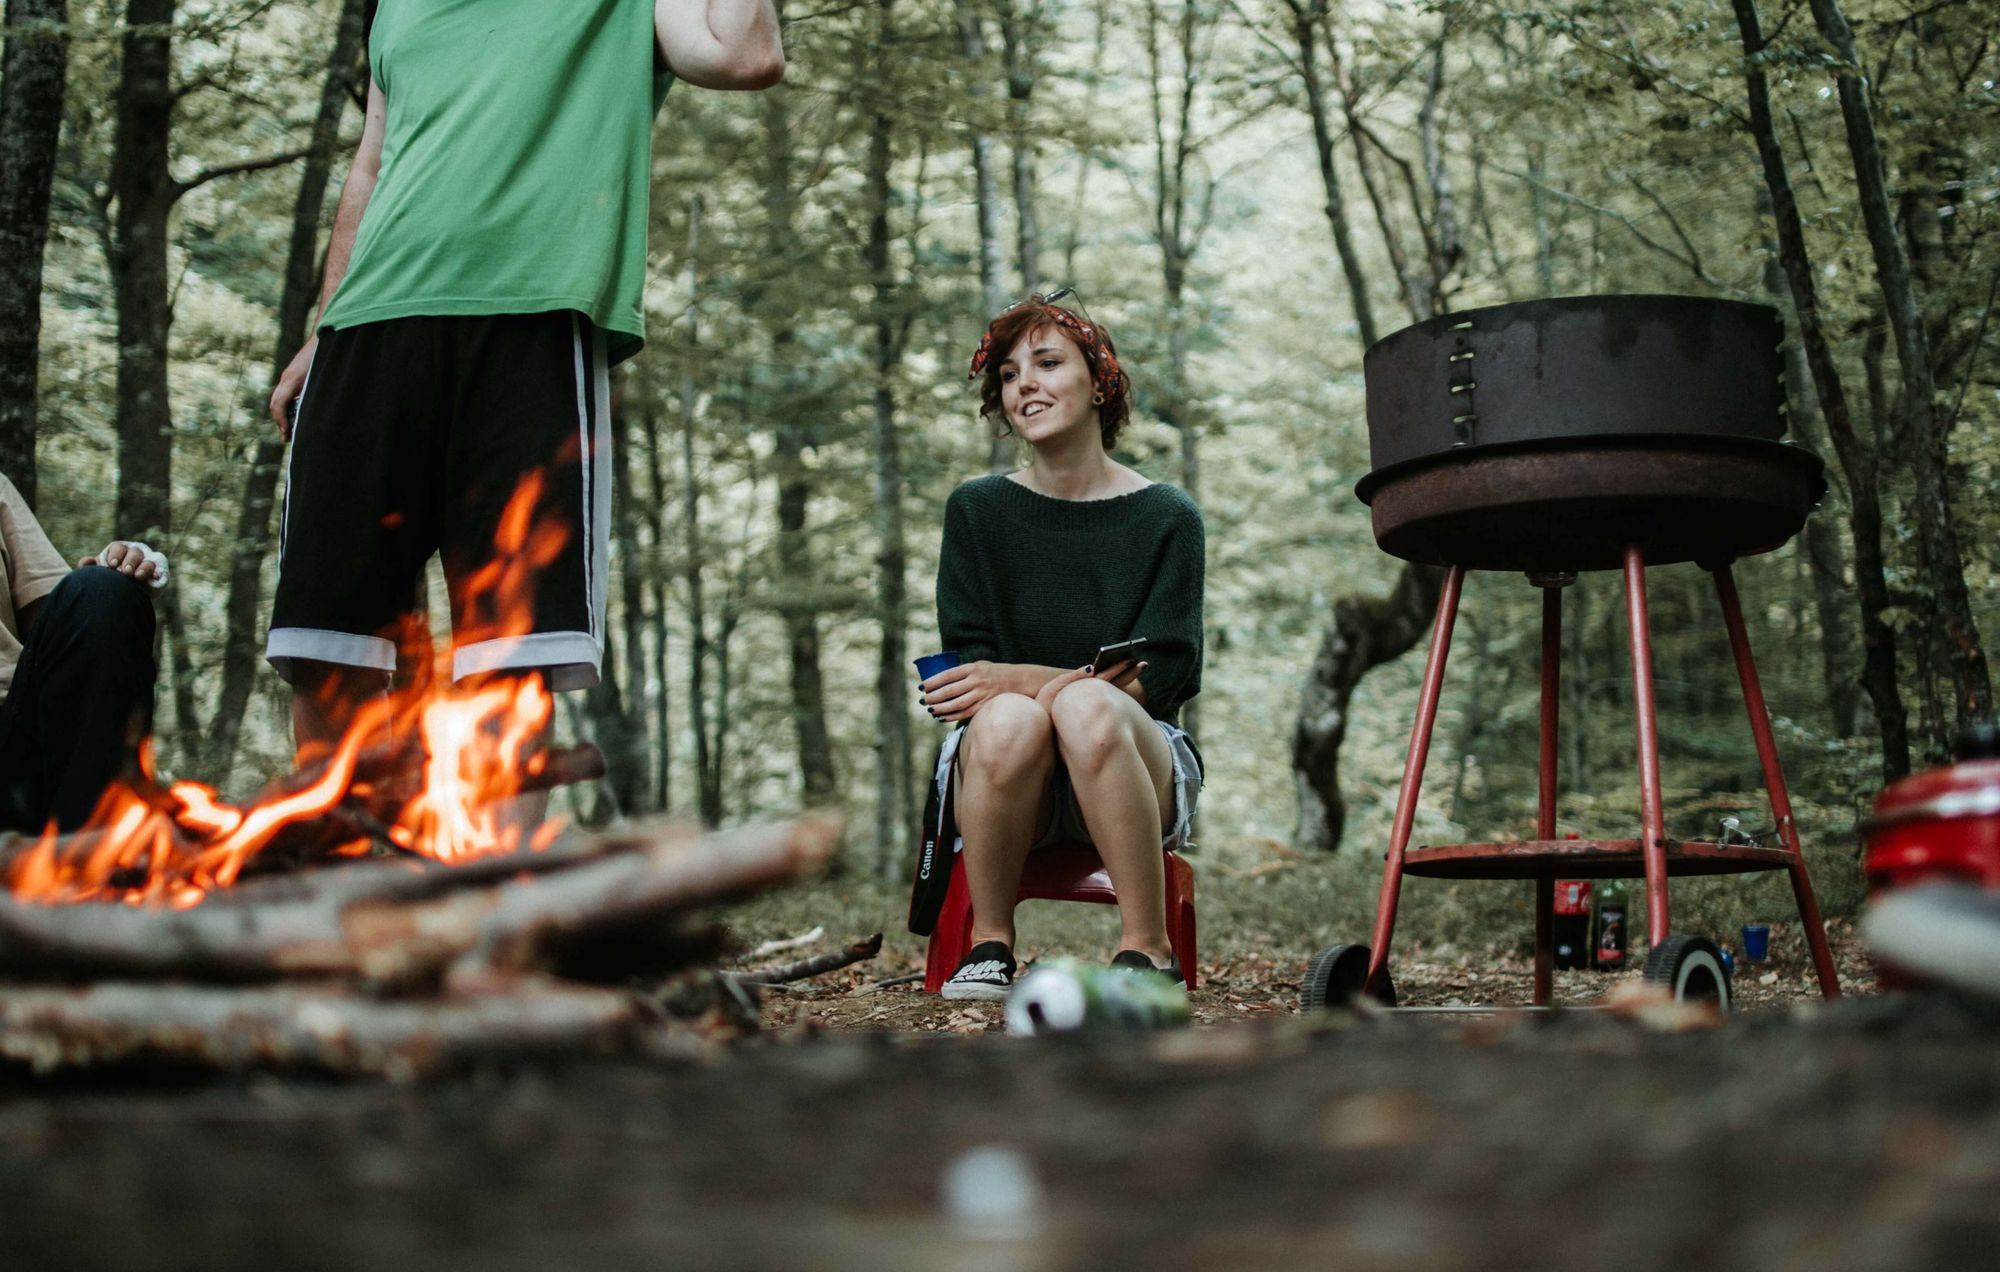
[99,540,170,590]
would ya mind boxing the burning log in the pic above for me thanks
[0,978,642,1077]
[737,932,884,986]
[0,816,840,987]
[0,742,614,889]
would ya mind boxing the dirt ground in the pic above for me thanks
[5,984,1996,1271]
[757,921,1878,1035]
[12,908,1988,1272]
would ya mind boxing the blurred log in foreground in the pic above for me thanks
[0,979,645,1079]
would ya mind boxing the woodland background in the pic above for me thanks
[1,0,1996,940]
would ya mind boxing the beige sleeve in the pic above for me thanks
[0,475,71,610]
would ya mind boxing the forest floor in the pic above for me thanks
[721,852,1880,1034]
[13,853,1994,1271]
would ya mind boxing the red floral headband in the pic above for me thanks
[967,302,1125,398]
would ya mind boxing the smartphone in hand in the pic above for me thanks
[1090,637,1148,676]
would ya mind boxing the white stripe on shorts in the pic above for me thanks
[590,322,611,644]
[277,340,320,568]
[570,315,611,647]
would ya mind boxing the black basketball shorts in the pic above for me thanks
[266,311,610,691]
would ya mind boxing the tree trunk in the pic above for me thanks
[0,0,69,508]
[678,197,718,827]
[109,0,177,548]
[615,388,653,810]
[1759,195,1861,737]
[955,0,1012,473]
[1292,562,1445,852]
[756,83,837,807]
[772,422,837,805]
[641,403,670,814]
[583,390,648,818]
[714,600,740,812]
[1287,0,1376,349]
[1417,38,1460,313]
[1806,0,1991,739]
[1143,0,1206,749]
[999,0,1038,294]
[865,0,914,879]
[1290,22,1458,851]
[1327,33,1425,323]
[1731,0,1909,777]
[1058,0,1110,285]
[205,0,367,780]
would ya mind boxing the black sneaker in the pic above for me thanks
[1111,948,1184,983]
[942,941,1017,1001]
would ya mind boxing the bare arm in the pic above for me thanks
[268,78,389,435]
[655,0,785,90]
[316,78,388,313]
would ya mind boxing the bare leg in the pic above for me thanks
[292,664,549,847]
[460,671,554,847]
[290,663,391,764]
[1049,679,1176,964]
[958,693,1058,952]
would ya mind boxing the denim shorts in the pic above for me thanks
[932,718,1204,852]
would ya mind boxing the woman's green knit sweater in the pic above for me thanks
[935,474,1205,724]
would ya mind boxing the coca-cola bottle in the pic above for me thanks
[1594,882,1627,971]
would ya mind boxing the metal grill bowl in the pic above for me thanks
[1355,295,1825,573]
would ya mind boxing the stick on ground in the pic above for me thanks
[739,933,883,986]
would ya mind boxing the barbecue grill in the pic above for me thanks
[1303,294,1843,1012]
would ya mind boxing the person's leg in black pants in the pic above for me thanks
[0,567,157,833]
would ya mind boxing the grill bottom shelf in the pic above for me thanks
[1400,838,1794,880]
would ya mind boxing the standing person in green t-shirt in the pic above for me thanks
[263,0,782,772]
[919,293,1206,1000]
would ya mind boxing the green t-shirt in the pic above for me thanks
[318,0,671,365]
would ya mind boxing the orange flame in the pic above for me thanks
[4,474,574,906]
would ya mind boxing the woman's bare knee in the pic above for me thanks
[1049,679,1138,774]
[962,693,1054,784]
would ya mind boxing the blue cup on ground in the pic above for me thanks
[1742,922,1771,962]
[914,650,963,686]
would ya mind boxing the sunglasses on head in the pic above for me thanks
[968,286,1104,379]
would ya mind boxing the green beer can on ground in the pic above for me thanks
[1004,959,1192,1036]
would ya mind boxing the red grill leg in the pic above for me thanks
[1533,581,1563,1005]
[1365,565,1465,999]
[1712,564,1842,999]
[1623,546,1672,947]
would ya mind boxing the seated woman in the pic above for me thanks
[922,292,1204,1000]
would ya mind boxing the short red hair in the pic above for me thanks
[969,299,1132,451]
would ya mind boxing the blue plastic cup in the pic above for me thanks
[914,650,963,686]
[1742,922,1771,962]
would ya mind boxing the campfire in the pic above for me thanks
[5,475,605,909]
[0,474,848,1076]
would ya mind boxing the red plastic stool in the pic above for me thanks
[923,841,1197,992]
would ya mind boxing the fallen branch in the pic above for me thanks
[739,932,883,986]
[847,972,923,997]
[744,925,826,961]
